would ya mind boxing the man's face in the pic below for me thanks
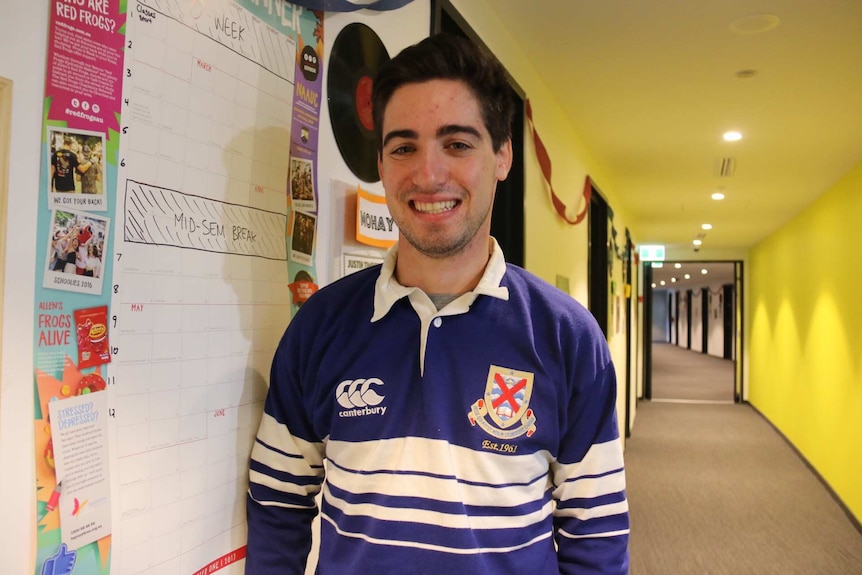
[377,79,512,259]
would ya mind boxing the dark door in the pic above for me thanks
[433,0,525,266]
[686,290,693,349]
[667,291,676,343]
[723,284,734,360]
[643,263,653,400]
[701,287,709,354]
[588,189,609,336]
[624,232,632,437]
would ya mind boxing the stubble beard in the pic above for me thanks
[398,199,492,260]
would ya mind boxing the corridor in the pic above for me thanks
[625,344,862,574]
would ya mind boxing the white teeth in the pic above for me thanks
[414,200,456,214]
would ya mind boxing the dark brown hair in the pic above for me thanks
[372,34,514,154]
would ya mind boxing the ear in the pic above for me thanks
[495,138,513,181]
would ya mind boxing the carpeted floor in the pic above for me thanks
[650,343,734,402]
[625,346,862,574]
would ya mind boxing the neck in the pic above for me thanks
[394,236,491,295]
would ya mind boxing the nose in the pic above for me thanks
[411,146,447,190]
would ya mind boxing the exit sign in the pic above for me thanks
[639,244,666,261]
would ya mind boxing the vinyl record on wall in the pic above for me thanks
[327,23,390,183]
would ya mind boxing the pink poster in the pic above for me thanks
[47,0,125,133]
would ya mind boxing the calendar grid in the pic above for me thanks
[110,1,296,572]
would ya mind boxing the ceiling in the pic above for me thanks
[489,0,862,261]
[647,260,736,291]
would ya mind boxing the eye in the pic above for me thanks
[445,140,475,153]
[389,143,415,156]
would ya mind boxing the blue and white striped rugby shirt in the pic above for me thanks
[247,241,629,574]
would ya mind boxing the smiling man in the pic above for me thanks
[246,34,630,574]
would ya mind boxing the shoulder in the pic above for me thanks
[275,266,381,367]
[502,264,607,343]
[503,265,590,315]
[291,266,380,323]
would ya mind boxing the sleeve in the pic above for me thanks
[245,328,326,575]
[551,334,630,575]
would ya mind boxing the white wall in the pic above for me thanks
[690,289,703,352]
[706,286,724,358]
[0,2,51,572]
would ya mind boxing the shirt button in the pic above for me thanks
[433,317,442,328]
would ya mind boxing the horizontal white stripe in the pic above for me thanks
[326,437,552,509]
[326,461,547,509]
[249,467,322,499]
[557,528,630,540]
[247,490,317,511]
[323,481,553,530]
[328,436,552,485]
[249,413,326,500]
[253,412,326,470]
[553,500,629,522]
[321,513,553,555]
[551,439,625,484]
[552,469,626,503]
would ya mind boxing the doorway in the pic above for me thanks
[642,261,741,403]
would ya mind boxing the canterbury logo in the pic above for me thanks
[336,378,385,409]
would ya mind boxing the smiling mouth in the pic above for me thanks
[413,200,458,214]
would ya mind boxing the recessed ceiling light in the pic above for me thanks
[723,131,743,142]
[693,239,703,246]
[684,274,691,279]
[674,263,682,269]
[702,223,713,230]
[712,192,726,200]
[660,281,666,286]
[729,14,781,35]
[701,269,709,275]
[651,283,657,288]
[671,278,677,283]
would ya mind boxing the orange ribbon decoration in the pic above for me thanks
[525,99,591,225]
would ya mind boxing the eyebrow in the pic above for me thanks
[438,124,482,140]
[382,129,417,148]
[381,124,484,148]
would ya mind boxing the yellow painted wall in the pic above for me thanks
[749,160,862,522]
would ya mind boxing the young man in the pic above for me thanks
[51,136,93,193]
[246,34,629,574]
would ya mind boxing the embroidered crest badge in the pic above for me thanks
[468,365,537,440]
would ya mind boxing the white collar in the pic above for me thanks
[371,237,510,323]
